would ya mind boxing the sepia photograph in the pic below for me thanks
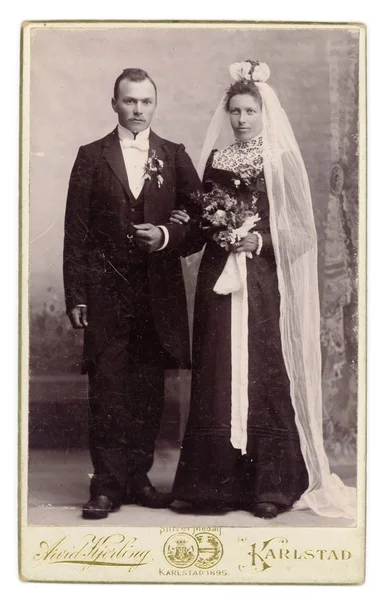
[19,21,365,583]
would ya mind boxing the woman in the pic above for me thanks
[171,61,356,520]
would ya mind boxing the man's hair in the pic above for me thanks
[113,68,157,100]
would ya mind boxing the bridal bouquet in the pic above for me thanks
[192,183,261,251]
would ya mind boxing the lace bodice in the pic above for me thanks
[212,134,264,181]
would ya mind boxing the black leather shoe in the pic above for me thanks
[253,502,279,519]
[82,495,121,520]
[123,484,173,509]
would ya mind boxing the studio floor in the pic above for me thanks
[27,448,357,528]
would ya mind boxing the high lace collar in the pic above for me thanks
[232,131,263,149]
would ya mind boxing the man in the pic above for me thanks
[63,68,201,519]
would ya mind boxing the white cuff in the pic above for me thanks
[76,304,87,308]
[254,232,263,255]
[157,226,169,251]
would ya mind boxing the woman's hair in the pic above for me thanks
[224,80,262,112]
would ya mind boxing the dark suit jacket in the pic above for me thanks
[63,128,201,371]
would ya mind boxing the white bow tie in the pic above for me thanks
[121,138,149,152]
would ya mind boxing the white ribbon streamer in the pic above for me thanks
[213,218,256,454]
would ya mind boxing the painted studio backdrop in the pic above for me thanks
[28,27,359,468]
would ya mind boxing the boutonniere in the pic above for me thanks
[143,150,164,188]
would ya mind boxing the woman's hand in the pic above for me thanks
[169,209,190,225]
[233,232,259,253]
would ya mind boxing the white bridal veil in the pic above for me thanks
[195,61,356,519]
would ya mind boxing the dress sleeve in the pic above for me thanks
[259,231,274,253]
[202,150,216,190]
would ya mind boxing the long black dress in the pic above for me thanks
[173,137,309,510]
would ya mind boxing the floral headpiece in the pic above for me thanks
[229,60,270,83]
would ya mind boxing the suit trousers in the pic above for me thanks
[86,263,167,502]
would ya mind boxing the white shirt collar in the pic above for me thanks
[117,124,151,142]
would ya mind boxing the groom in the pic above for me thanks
[63,68,201,519]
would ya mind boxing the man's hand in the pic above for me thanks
[169,209,190,225]
[134,223,164,253]
[233,232,259,254]
[69,306,88,329]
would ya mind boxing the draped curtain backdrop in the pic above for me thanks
[320,32,359,464]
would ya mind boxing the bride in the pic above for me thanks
[170,61,356,520]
